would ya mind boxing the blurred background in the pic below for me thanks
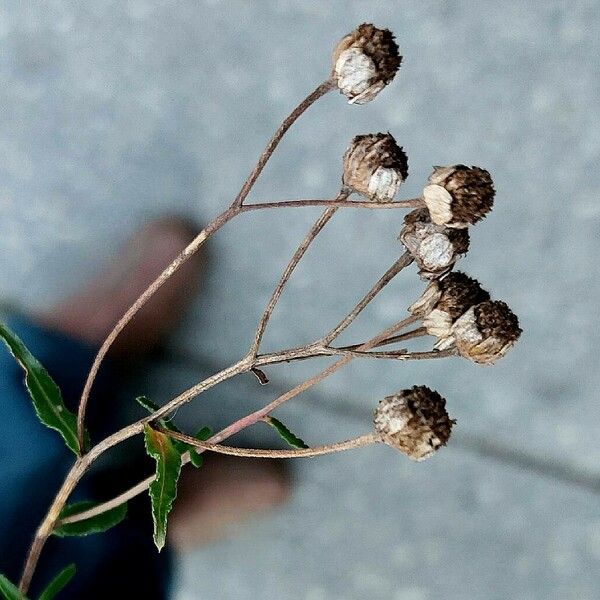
[1,1,599,598]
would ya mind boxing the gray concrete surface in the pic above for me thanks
[1,1,599,598]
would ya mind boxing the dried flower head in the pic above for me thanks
[332,23,401,104]
[342,133,409,201]
[450,300,521,364]
[399,208,469,279]
[422,165,495,228]
[373,386,454,461]
[409,272,490,343]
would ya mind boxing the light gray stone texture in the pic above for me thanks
[1,1,598,598]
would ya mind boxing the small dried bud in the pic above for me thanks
[399,208,469,279]
[332,23,401,104]
[422,165,495,228]
[373,386,454,461]
[409,272,490,343]
[342,133,409,201]
[450,300,521,364]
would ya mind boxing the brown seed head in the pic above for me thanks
[343,133,408,201]
[373,386,454,461]
[422,165,495,228]
[399,208,469,279]
[332,23,401,104]
[410,272,491,345]
[451,300,521,364]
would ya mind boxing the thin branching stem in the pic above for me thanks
[210,314,420,446]
[232,79,335,209]
[157,428,378,459]
[340,326,428,351]
[249,193,347,358]
[241,198,423,211]
[319,251,414,346]
[75,79,335,453]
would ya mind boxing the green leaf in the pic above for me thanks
[265,416,309,449]
[0,323,88,455]
[38,564,75,600]
[136,397,209,468]
[0,574,27,600]
[136,396,188,453]
[144,425,182,551]
[188,427,212,468]
[53,501,127,537]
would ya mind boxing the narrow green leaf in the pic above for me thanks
[0,574,26,600]
[38,564,75,600]
[137,397,210,468]
[144,425,182,551]
[0,323,88,455]
[188,427,212,468]
[265,416,309,449]
[53,501,127,537]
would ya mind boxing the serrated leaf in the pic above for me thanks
[53,501,127,537]
[265,416,309,449]
[144,425,182,551]
[38,564,75,600]
[0,574,27,600]
[0,323,88,455]
[137,397,209,468]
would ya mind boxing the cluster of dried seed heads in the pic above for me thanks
[331,24,520,460]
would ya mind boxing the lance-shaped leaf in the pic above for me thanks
[264,416,309,449]
[53,501,127,537]
[38,564,76,600]
[136,397,209,468]
[0,323,88,455]
[144,425,182,551]
[0,573,27,600]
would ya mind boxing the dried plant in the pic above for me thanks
[0,23,521,599]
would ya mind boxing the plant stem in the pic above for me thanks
[19,357,250,592]
[210,314,419,445]
[340,326,427,351]
[319,252,414,346]
[241,197,423,211]
[19,458,88,594]
[158,428,377,458]
[52,329,440,529]
[249,198,344,358]
[232,79,335,209]
[76,206,239,451]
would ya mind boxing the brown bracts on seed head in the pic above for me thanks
[343,133,408,201]
[450,300,521,364]
[399,208,469,279]
[422,165,495,228]
[373,386,454,461]
[332,23,401,104]
[409,272,490,344]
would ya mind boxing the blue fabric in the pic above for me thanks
[0,315,171,599]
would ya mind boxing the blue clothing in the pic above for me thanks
[0,315,170,599]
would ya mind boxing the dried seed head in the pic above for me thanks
[399,208,469,279]
[422,165,495,228]
[343,133,408,201]
[410,272,491,344]
[373,386,454,461]
[332,23,401,105]
[451,300,521,364]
